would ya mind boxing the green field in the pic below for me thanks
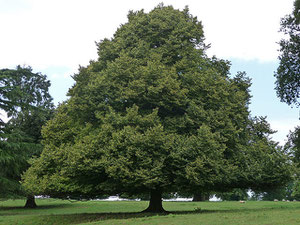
[1,199,300,225]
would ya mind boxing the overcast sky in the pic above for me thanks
[0,0,299,145]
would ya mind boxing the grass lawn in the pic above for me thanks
[1,199,300,225]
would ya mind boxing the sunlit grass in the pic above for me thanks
[1,199,300,225]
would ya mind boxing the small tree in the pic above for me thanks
[23,5,292,212]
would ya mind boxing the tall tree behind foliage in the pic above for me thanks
[275,0,300,107]
[0,66,53,207]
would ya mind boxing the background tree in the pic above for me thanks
[23,5,292,212]
[283,126,300,200]
[0,65,52,116]
[241,117,292,191]
[216,189,249,201]
[275,0,300,107]
[0,66,53,207]
[286,126,300,166]
[192,192,210,202]
[274,0,300,202]
[260,183,293,201]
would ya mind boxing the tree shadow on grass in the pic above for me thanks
[2,204,300,224]
[23,206,300,225]
[0,203,69,212]
[40,212,166,225]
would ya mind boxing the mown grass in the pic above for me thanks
[1,199,300,225]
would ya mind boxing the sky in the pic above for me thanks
[0,0,299,145]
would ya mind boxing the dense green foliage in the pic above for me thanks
[23,5,292,212]
[286,126,300,166]
[0,66,52,117]
[0,66,53,199]
[273,0,300,204]
[275,0,300,107]
[251,182,294,201]
[216,188,249,201]
[262,184,294,201]
[284,127,300,199]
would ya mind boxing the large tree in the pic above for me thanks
[0,66,53,207]
[23,5,292,212]
[275,0,300,107]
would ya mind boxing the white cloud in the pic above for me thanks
[0,0,298,147]
[269,118,300,146]
[50,73,61,79]
[184,0,294,62]
[0,0,295,72]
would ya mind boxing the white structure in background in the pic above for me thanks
[0,110,9,123]
[96,195,221,202]
[95,196,140,201]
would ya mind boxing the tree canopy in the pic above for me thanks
[23,5,293,212]
[0,66,53,205]
[275,0,300,107]
[0,66,52,117]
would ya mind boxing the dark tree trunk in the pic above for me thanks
[193,192,209,202]
[142,189,166,213]
[24,195,37,208]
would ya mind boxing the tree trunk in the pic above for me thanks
[24,195,37,208]
[142,189,166,213]
[193,192,209,202]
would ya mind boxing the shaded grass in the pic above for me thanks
[1,199,300,225]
